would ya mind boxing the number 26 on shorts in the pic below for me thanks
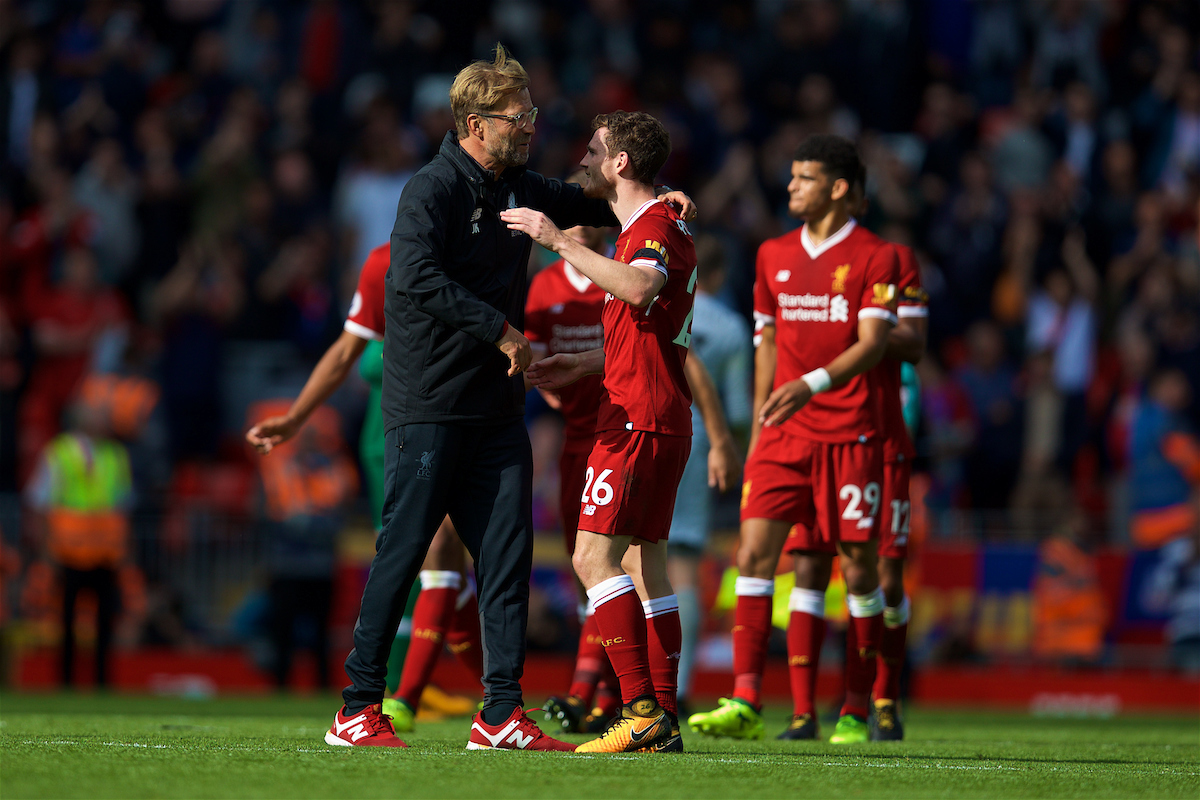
[581,467,614,506]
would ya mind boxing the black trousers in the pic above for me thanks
[268,576,333,689]
[342,419,533,714]
[61,566,119,688]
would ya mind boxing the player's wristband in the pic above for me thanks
[801,368,832,395]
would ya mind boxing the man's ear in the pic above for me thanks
[613,151,630,178]
[830,177,850,202]
[467,114,485,140]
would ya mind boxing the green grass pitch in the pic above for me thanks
[1,692,1196,799]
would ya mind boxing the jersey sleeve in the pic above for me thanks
[894,244,929,320]
[344,247,389,341]
[625,214,673,279]
[858,243,899,326]
[752,243,778,346]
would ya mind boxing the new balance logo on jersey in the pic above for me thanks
[334,713,371,742]
[471,719,534,749]
[775,269,791,282]
[582,504,597,516]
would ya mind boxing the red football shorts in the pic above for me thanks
[559,445,591,555]
[740,426,883,553]
[577,428,690,543]
[877,458,912,560]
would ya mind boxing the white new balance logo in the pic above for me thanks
[472,720,534,749]
[334,713,370,742]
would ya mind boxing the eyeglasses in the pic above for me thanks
[477,107,538,127]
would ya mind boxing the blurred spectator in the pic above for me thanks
[73,137,139,285]
[918,354,975,509]
[24,397,133,688]
[1142,527,1200,673]
[956,320,1023,510]
[1029,0,1107,97]
[17,244,128,486]
[1025,230,1099,472]
[1128,369,1200,550]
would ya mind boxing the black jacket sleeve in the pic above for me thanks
[527,174,619,229]
[389,172,508,342]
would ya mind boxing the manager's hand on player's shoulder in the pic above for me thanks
[759,379,813,428]
[496,324,533,376]
[656,188,698,222]
[245,415,299,454]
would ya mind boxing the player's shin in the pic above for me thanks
[732,576,775,710]
[395,571,460,708]
[644,595,681,717]
[843,586,885,720]
[587,574,656,704]
[875,594,910,702]
[445,582,484,681]
[787,588,827,717]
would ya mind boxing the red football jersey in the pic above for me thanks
[525,257,607,450]
[753,220,898,443]
[595,200,696,437]
[877,243,929,461]
[344,243,389,339]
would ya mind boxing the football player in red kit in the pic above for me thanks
[527,218,740,736]
[688,134,898,744]
[864,235,927,740]
[508,111,696,753]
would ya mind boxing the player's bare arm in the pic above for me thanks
[759,315,893,428]
[684,352,741,492]
[246,329,369,453]
[749,323,777,453]
[886,315,927,364]
[500,207,666,307]
[526,347,604,390]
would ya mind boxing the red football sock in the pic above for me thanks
[568,613,606,705]
[396,584,456,707]
[445,588,484,682]
[588,576,654,705]
[787,610,826,717]
[875,621,907,702]
[644,597,681,717]
[842,610,883,720]
[731,593,773,710]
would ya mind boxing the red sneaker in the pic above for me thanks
[324,704,408,748]
[467,707,576,751]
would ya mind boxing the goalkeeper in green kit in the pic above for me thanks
[247,244,482,727]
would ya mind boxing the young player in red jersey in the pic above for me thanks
[524,221,621,731]
[246,244,484,741]
[507,111,697,753]
[688,134,899,744]
[527,218,740,736]
[864,236,928,740]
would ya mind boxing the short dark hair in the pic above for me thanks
[793,134,863,187]
[694,234,727,283]
[592,111,671,185]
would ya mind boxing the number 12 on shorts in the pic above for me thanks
[890,499,911,545]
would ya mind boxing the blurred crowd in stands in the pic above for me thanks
[1,1,1198,671]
